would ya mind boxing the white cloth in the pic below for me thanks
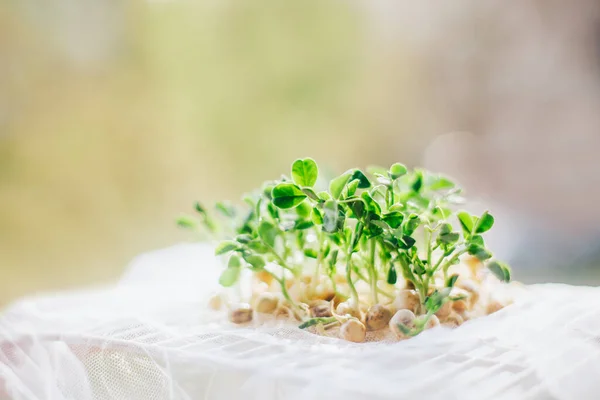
[1,243,599,400]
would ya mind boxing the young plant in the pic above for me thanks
[179,158,512,339]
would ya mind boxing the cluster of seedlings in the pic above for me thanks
[178,159,512,342]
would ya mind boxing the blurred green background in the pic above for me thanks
[2,1,600,306]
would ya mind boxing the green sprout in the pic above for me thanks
[179,158,512,339]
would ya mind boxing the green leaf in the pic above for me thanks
[258,221,277,247]
[301,187,320,202]
[311,207,324,225]
[457,211,474,235]
[361,191,382,214]
[397,234,416,250]
[467,244,492,261]
[487,261,511,282]
[382,212,404,229]
[215,240,238,255]
[432,206,452,219]
[475,211,495,234]
[323,200,339,233]
[298,316,337,329]
[194,202,207,215]
[437,224,459,244]
[347,199,366,219]
[243,254,266,271]
[370,220,389,230]
[291,158,319,187]
[235,234,253,244]
[349,169,371,189]
[469,234,485,247]
[446,274,459,288]
[389,163,408,179]
[387,265,397,284]
[215,201,236,217]
[267,202,279,220]
[247,240,269,254]
[271,183,308,209]
[329,172,351,200]
[430,176,455,191]
[296,201,311,218]
[219,266,241,287]
[403,214,421,235]
[347,179,360,197]
[317,191,332,201]
[411,170,423,192]
[295,220,314,230]
[413,262,426,275]
[304,249,318,259]
[176,215,197,229]
[228,254,242,268]
[425,288,451,313]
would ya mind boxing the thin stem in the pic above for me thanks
[265,270,299,312]
[312,231,325,295]
[345,256,359,308]
[440,248,468,281]
[369,239,378,304]
[354,270,394,299]
[265,243,295,273]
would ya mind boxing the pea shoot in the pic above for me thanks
[178,158,513,341]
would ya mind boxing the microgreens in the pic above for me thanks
[178,158,512,337]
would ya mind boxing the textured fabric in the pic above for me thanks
[1,243,599,400]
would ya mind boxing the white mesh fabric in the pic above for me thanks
[1,243,600,400]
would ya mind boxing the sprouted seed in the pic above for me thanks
[365,304,393,331]
[425,314,440,329]
[309,300,332,318]
[340,319,367,343]
[229,303,253,324]
[208,293,224,311]
[178,158,514,341]
[389,309,416,339]
[443,312,464,328]
[392,289,420,314]
[336,301,362,320]
[254,292,279,314]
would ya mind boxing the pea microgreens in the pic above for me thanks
[178,158,512,336]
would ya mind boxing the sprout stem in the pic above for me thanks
[369,239,379,304]
[312,231,325,295]
[354,270,394,299]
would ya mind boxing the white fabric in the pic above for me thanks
[1,243,600,400]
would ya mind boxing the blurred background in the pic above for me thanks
[2,0,600,307]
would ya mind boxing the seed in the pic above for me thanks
[452,299,468,313]
[254,293,279,314]
[392,290,420,313]
[336,301,361,319]
[365,304,393,331]
[340,319,366,343]
[435,301,452,320]
[255,270,274,285]
[486,300,504,315]
[309,300,332,318]
[207,293,224,311]
[443,312,463,328]
[425,315,440,329]
[389,309,416,339]
[457,279,480,305]
[229,303,253,324]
